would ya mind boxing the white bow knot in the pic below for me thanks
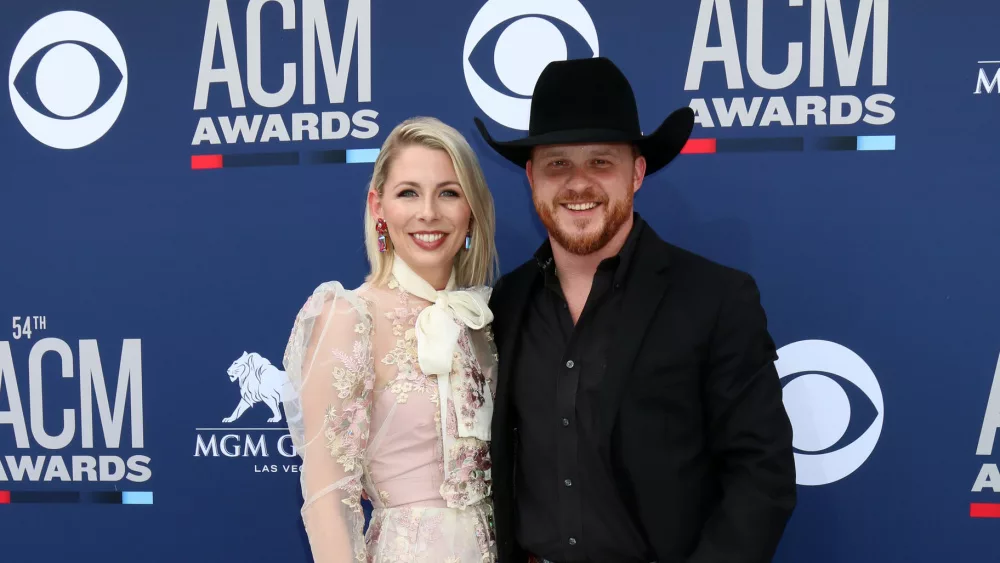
[390,258,494,443]
[400,271,492,376]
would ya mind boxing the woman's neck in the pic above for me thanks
[398,257,452,291]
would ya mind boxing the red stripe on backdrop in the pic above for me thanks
[970,503,1000,518]
[0,491,10,504]
[191,155,223,169]
[681,138,717,154]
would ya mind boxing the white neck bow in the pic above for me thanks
[390,257,494,443]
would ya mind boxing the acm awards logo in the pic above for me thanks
[193,351,302,475]
[0,318,151,494]
[971,353,1000,518]
[8,11,128,150]
[190,0,377,155]
[775,339,884,486]
[683,0,895,136]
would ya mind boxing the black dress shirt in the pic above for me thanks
[511,215,654,563]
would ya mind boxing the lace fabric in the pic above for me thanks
[282,274,498,563]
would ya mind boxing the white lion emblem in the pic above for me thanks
[223,351,295,423]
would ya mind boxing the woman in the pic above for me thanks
[281,116,500,562]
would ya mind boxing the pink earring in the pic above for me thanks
[376,218,388,252]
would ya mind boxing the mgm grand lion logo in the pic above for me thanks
[222,351,296,423]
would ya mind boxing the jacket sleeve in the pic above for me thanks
[281,283,375,563]
[687,273,797,563]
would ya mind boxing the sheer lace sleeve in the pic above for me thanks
[281,282,374,563]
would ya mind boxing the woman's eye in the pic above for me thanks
[441,189,460,198]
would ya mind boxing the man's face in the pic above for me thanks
[527,143,645,255]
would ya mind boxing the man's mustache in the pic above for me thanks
[552,188,608,205]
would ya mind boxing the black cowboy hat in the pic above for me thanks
[474,57,695,176]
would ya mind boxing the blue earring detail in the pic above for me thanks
[465,232,471,250]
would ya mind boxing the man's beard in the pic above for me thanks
[534,186,633,255]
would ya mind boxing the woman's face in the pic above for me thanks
[370,145,472,288]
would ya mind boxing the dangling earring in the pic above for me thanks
[465,231,472,250]
[376,218,389,252]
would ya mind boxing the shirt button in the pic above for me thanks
[564,479,573,487]
[568,537,577,546]
[566,360,574,369]
[562,418,570,427]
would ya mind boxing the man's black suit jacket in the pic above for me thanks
[488,223,797,563]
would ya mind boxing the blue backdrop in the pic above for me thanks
[2,0,999,561]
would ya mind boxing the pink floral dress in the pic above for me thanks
[282,273,498,562]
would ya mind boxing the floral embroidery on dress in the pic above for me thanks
[431,386,445,478]
[440,441,492,508]
[393,507,446,543]
[309,300,375,530]
[455,333,488,432]
[284,279,498,563]
[325,336,375,476]
[432,323,494,511]
[380,286,436,403]
[445,393,459,438]
[366,514,383,550]
[475,519,495,562]
[380,310,419,371]
[363,507,450,563]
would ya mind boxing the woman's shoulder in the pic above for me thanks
[293,280,374,323]
[282,280,374,367]
[307,279,366,299]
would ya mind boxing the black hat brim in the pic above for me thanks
[475,107,695,176]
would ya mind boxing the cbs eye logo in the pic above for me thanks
[776,339,885,486]
[8,11,128,150]
[463,0,599,131]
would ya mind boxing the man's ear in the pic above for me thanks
[632,154,647,195]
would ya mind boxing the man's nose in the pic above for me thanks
[565,167,595,192]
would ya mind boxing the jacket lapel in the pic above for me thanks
[596,230,672,440]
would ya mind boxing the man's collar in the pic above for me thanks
[534,238,554,271]
[610,212,645,286]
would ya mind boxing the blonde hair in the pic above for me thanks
[363,117,499,288]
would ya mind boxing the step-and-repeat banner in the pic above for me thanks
[2,0,998,561]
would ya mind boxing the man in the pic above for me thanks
[474,57,797,563]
